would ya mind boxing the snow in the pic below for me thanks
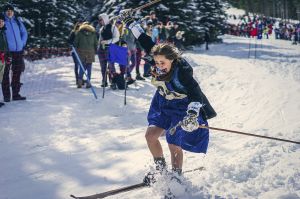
[0,35,300,199]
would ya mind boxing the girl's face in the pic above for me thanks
[154,55,173,74]
[0,20,4,28]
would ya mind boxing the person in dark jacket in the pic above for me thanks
[97,13,120,89]
[120,11,217,178]
[68,21,82,85]
[0,13,8,107]
[74,22,97,88]
[2,4,28,102]
[204,31,210,50]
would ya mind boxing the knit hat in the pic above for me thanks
[4,4,14,12]
[0,13,5,21]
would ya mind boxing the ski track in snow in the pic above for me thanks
[0,34,300,199]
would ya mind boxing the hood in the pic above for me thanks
[79,23,96,33]
[99,13,109,25]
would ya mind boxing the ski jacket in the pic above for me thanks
[74,24,97,64]
[4,15,27,52]
[122,29,136,50]
[138,33,217,120]
[98,14,119,46]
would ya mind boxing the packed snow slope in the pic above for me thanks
[0,35,299,199]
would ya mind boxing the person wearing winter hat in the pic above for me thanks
[97,13,120,89]
[0,13,8,107]
[2,4,28,102]
[74,22,97,88]
[4,4,14,12]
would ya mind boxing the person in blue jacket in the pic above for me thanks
[1,4,28,102]
[119,11,217,179]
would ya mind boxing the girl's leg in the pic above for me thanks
[145,126,166,170]
[145,126,165,158]
[86,63,92,81]
[168,143,183,172]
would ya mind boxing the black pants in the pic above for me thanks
[1,52,25,100]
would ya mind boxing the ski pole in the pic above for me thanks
[254,37,257,59]
[71,46,98,99]
[102,63,109,98]
[248,37,251,58]
[131,0,161,12]
[169,121,300,145]
[111,0,161,20]
[124,61,128,105]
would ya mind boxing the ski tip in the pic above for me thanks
[70,194,77,199]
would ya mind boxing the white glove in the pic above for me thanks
[181,102,203,132]
[187,102,203,116]
[181,113,199,132]
[128,21,144,39]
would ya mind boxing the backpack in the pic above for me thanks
[112,74,125,90]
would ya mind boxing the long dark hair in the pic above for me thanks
[151,43,181,61]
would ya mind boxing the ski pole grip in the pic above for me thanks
[169,121,182,135]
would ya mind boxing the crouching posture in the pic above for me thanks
[120,11,217,177]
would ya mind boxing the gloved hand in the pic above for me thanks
[119,9,134,27]
[119,9,144,39]
[181,113,199,132]
[181,102,203,132]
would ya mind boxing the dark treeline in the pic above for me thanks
[227,0,300,21]
[0,0,226,48]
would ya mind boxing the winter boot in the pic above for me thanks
[143,157,167,186]
[136,74,145,81]
[143,172,156,186]
[101,81,108,87]
[4,97,10,102]
[110,83,117,90]
[86,82,91,89]
[12,94,26,101]
[0,102,4,107]
[77,80,83,88]
[126,77,136,85]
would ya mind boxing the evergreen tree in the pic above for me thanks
[2,0,85,48]
[198,0,227,42]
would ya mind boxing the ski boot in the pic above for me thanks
[136,74,145,81]
[143,157,167,186]
[101,81,108,87]
[110,83,117,90]
[77,80,83,88]
[12,94,26,101]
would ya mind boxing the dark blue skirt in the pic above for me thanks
[147,91,209,153]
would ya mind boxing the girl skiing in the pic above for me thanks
[120,11,217,177]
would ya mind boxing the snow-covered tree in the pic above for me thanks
[3,0,86,48]
[187,0,227,45]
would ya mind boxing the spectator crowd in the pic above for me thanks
[227,14,300,45]
[68,10,187,91]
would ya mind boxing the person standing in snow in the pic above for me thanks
[0,13,8,108]
[204,31,210,50]
[2,4,27,102]
[97,13,120,89]
[68,20,83,86]
[119,11,217,178]
[74,22,97,88]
